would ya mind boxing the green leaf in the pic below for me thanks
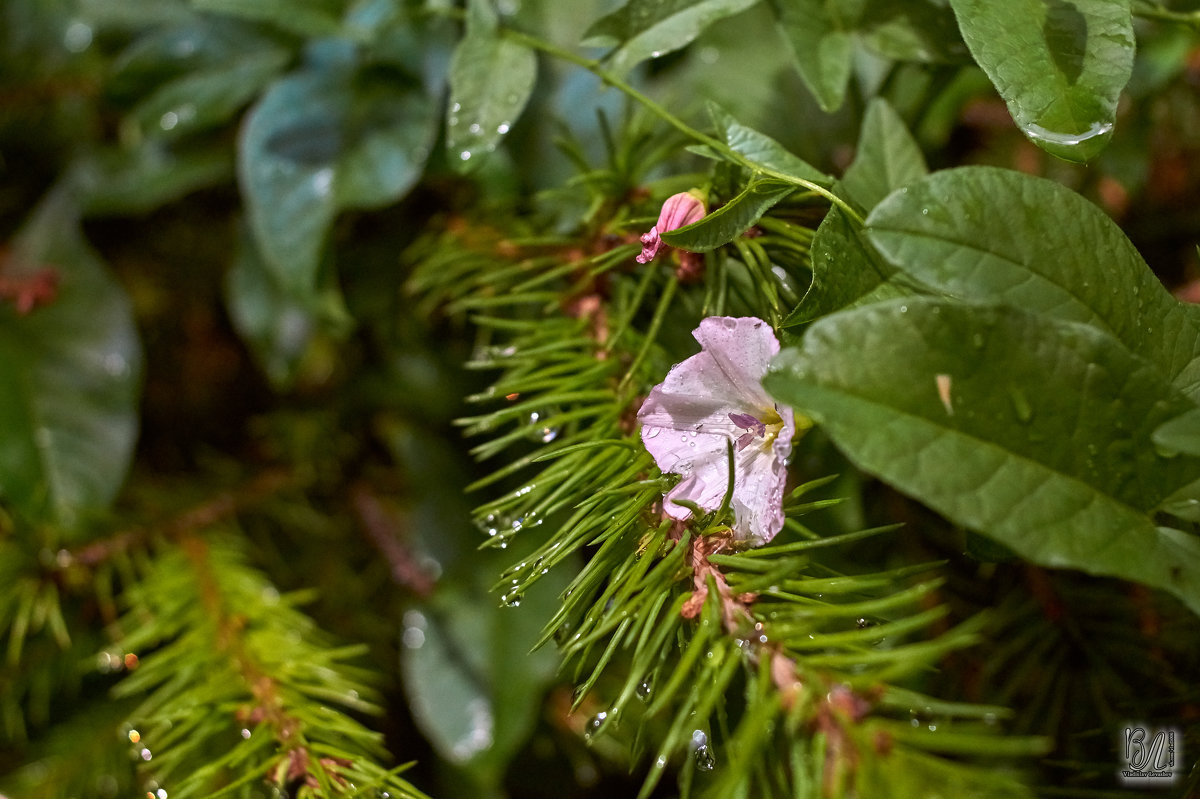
[401,565,567,788]
[582,0,759,78]
[73,143,233,217]
[660,179,793,252]
[445,0,537,170]
[0,192,142,526]
[783,207,911,327]
[858,0,969,64]
[224,223,349,389]
[190,0,344,37]
[864,166,1200,400]
[709,105,832,185]
[947,0,1134,162]
[239,68,437,293]
[840,97,928,212]
[1153,409,1200,458]
[772,0,862,112]
[129,49,290,140]
[765,298,1200,616]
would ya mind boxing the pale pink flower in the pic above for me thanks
[636,191,706,264]
[637,316,794,544]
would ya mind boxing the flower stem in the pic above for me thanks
[499,28,864,226]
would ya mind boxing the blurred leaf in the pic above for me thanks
[224,223,350,389]
[190,0,344,37]
[771,0,861,112]
[766,298,1200,616]
[128,49,290,140]
[72,142,232,216]
[401,562,567,788]
[709,104,832,185]
[661,178,793,251]
[1153,408,1200,458]
[859,0,969,64]
[239,67,436,293]
[947,0,1134,162]
[864,166,1200,401]
[445,0,537,170]
[0,191,142,526]
[583,0,758,78]
[840,97,927,212]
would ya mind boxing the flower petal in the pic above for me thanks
[691,317,779,410]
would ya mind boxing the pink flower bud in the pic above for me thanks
[636,190,707,264]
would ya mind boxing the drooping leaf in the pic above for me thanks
[582,0,759,78]
[783,207,914,326]
[190,0,344,37]
[947,0,1134,162]
[660,178,794,252]
[864,166,1200,400]
[709,105,832,185]
[840,97,928,212]
[445,0,537,170]
[771,0,862,112]
[0,192,142,526]
[765,297,1200,616]
[239,68,437,294]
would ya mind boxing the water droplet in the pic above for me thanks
[693,744,715,772]
[501,592,522,607]
[584,711,608,740]
[240,728,252,739]
[899,305,908,313]
[451,102,461,113]
[63,20,92,52]
[1022,120,1113,150]
[312,167,334,197]
[650,50,663,58]
[637,676,653,701]
[140,748,153,761]
[655,755,668,769]
[1008,386,1033,423]
[497,123,510,135]
[921,208,929,215]
[459,151,472,161]
[468,123,481,134]
[159,112,179,131]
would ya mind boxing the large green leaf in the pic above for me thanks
[583,0,759,78]
[239,68,437,293]
[660,178,794,252]
[0,192,142,526]
[947,0,1134,162]
[445,0,537,170]
[771,0,862,112]
[864,166,1200,400]
[766,298,1200,616]
[858,0,969,64]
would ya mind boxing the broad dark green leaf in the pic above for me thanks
[0,192,142,526]
[864,166,1200,400]
[582,0,758,78]
[445,0,537,170]
[840,97,928,212]
[191,0,343,37]
[947,0,1134,162]
[859,0,969,64]
[660,179,793,252]
[240,68,437,293]
[710,105,832,185]
[771,0,862,112]
[766,298,1200,616]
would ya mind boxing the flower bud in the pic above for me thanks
[636,190,707,264]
